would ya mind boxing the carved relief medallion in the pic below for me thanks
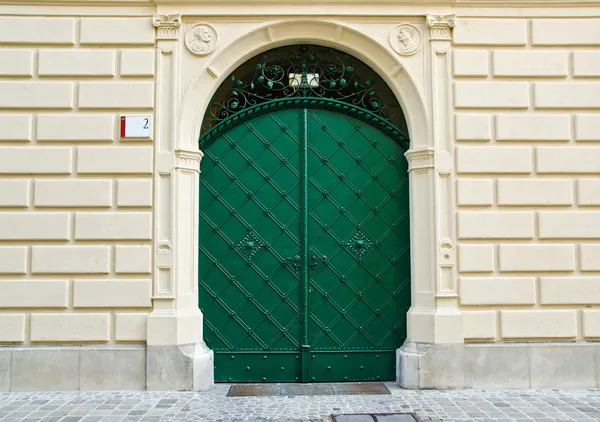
[185,23,217,56]
[390,23,422,56]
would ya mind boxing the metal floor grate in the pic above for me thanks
[226,382,390,397]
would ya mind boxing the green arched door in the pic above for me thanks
[199,106,410,383]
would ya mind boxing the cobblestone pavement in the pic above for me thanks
[2,384,600,422]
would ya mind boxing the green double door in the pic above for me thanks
[199,107,410,382]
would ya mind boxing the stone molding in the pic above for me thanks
[175,149,203,172]
[405,148,435,171]
[426,14,456,41]
[153,14,182,40]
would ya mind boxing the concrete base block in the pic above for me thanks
[80,346,146,390]
[11,347,80,392]
[398,340,600,389]
[0,348,12,392]
[465,343,530,388]
[147,342,214,391]
[0,343,214,391]
[530,344,596,388]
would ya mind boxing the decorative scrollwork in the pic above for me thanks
[201,44,405,136]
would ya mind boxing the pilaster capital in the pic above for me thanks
[426,14,456,41]
[153,14,182,40]
[404,147,435,172]
[175,148,203,172]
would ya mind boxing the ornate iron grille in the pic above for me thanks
[201,44,408,140]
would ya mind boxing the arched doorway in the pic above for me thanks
[198,45,410,383]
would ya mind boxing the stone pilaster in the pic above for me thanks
[147,14,214,391]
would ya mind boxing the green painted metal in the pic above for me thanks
[198,105,410,383]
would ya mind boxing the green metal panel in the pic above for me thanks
[199,106,410,383]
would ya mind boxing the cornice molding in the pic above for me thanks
[426,14,455,41]
[153,13,181,39]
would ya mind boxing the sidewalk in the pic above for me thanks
[1,384,600,422]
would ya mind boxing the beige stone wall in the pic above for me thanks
[0,13,156,344]
[454,17,600,342]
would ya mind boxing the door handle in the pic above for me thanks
[285,255,300,271]
[309,255,327,270]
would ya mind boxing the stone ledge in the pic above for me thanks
[398,340,600,389]
[0,343,213,392]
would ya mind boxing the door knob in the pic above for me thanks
[285,255,300,271]
[310,255,327,270]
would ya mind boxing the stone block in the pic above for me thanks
[32,246,110,274]
[456,146,532,174]
[75,212,152,240]
[0,247,27,274]
[115,245,152,273]
[0,280,67,308]
[0,314,25,343]
[534,82,600,109]
[0,49,33,77]
[79,82,154,109]
[456,179,493,206]
[0,213,70,240]
[0,147,72,174]
[537,146,600,173]
[418,343,466,389]
[462,311,496,340]
[457,211,534,239]
[500,310,577,339]
[0,82,73,109]
[0,180,29,207]
[455,82,529,109]
[540,277,600,304]
[120,49,155,76]
[580,244,600,271]
[80,346,146,390]
[147,343,214,391]
[0,115,31,141]
[458,244,494,272]
[453,50,488,76]
[573,51,600,77]
[34,179,112,207]
[530,344,596,388]
[459,277,536,305]
[0,348,11,391]
[455,114,491,141]
[583,310,600,337]
[74,279,152,308]
[492,51,568,77]
[497,179,572,206]
[539,212,600,238]
[37,114,116,142]
[499,244,575,272]
[532,19,600,45]
[11,347,80,391]
[0,17,75,45]
[38,49,115,76]
[31,313,110,342]
[117,179,153,207]
[115,313,148,341]
[77,146,153,174]
[495,114,571,142]
[575,114,600,141]
[80,18,154,45]
[465,344,530,388]
[453,19,527,45]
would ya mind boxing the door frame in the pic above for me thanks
[149,15,462,389]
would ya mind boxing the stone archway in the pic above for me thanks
[148,15,461,390]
